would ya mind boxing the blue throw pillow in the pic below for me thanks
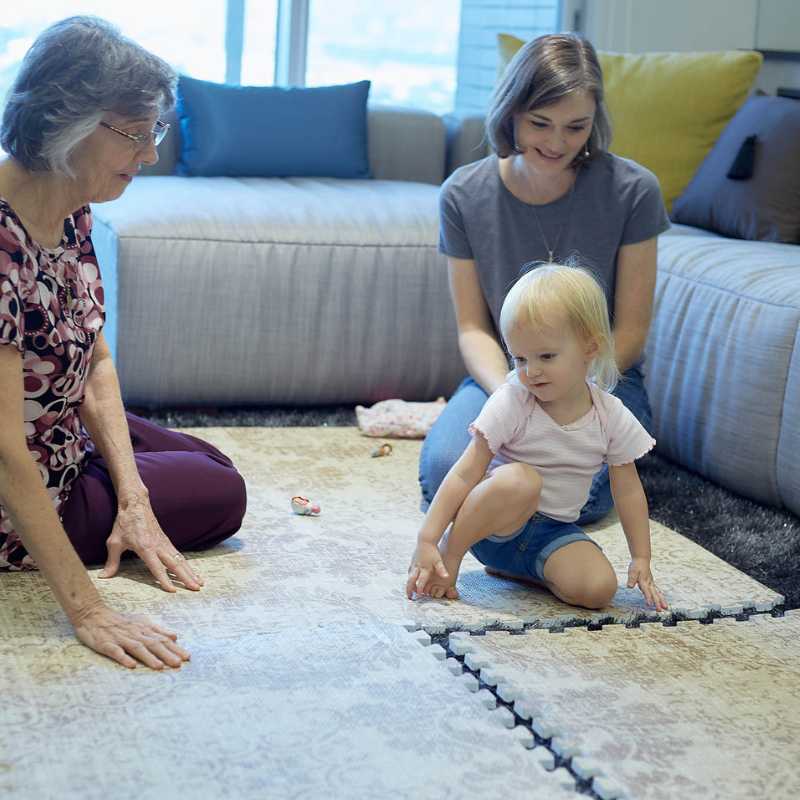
[176,76,371,178]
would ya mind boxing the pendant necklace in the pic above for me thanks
[529,165,581,264]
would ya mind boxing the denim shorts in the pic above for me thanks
[469,513,602,582]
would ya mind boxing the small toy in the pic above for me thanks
[291,495,321,516]
[371,442,393,458]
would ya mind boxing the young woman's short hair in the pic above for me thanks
[486,33,612,163]
[499,263,620,391]
[1,15,176,177]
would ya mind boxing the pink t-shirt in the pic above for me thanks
[469,376,655,523]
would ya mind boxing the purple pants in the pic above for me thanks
[61,413,247,566]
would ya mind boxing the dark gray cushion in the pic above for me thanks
[672,94,800,243]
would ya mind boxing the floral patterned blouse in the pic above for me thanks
[0,200,105,569]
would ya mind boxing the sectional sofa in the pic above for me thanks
[91,106,800,517]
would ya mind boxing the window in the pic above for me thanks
[305,0,461,114]
[1,1,460,114]
[1,2,229,104]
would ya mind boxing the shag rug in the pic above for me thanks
[134,404,800,609]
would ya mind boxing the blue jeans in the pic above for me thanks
[470,513,602,582]
[418,367,653,526]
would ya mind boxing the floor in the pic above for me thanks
[2,428,796,800]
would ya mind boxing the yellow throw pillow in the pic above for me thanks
[496,35,763,211]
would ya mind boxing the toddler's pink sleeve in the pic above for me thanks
[468,383,527,454]
[605,395,656,465]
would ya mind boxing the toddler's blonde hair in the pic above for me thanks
[499,263,620,391]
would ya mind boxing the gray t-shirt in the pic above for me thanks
[439,152,670,331]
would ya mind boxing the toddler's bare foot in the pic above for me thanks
[424,538,464,600]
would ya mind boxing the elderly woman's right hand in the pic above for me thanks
[72,601,190,670]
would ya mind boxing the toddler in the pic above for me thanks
[406,264,667,611]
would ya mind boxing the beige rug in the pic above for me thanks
[450,611,800,800]
[0,427,787,799]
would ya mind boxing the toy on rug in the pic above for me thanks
[371,442,393,458]
[355,397,447,439]
[291,495,321,516]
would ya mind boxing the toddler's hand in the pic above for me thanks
[406,541,450,599]
[627,558,668,611]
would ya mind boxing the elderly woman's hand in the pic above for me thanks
[100,496,204,592]
[73,599,190,669]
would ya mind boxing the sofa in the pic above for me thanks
[92,105,800,518]
[92,106,466,408]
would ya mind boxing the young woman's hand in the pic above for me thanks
[73,600,190,670]
[627,558,668,611]
[406,540,451,599]
[101,496,204,592]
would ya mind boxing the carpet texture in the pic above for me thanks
[450,612,800,800]
[132,404,800,609]
[3,426,792,799]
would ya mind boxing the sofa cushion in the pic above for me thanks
[176,76,371,179]
[497,35,762,212]
[672,94,800,243]
[91,176,465,407]
[646,233,800,511]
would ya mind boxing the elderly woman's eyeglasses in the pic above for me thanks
[99,119,170,148]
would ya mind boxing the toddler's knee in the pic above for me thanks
[502,463,542,514]
[576,573,618,610]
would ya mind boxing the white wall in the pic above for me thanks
[582,0,800,94]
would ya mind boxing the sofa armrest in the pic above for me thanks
[444,111,487,177]
[143,104,447,185]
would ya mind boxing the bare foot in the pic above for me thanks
[484,566,546,589]
[424,538,464,600]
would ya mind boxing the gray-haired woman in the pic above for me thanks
[418,34,670,609]
[0,17,247,669]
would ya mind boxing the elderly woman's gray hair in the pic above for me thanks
[1,16,176,177]
[486,33,612,163]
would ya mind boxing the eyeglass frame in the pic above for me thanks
[99,119,170,148]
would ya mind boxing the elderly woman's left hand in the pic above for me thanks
[100,496,204,592]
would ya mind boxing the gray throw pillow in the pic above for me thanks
[672,94,800,243]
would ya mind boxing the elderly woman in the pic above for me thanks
[0,17,247,669]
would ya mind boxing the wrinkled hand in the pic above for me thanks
[73,601,190,670]
[101,497,204,592]
[406,540,455,600]
[627,558,668,611]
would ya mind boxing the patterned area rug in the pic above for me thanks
[449,612,800,800]
[0,427,788,799]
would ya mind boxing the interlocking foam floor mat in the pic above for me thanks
[449,611,800,800]
[2,619,579,800]
[0,427,787,799]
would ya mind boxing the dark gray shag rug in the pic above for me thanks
[131,404,800,610]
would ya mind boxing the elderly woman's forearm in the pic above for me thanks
[81,357,147,502]
[0,450,101,621]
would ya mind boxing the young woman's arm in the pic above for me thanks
[448,257,510,394]
[612,237,658,372]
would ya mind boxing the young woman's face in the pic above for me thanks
[506,315,596,405]
[69,112,161,203]
[513,91,596,174]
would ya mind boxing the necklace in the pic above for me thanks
[529,166,581,264]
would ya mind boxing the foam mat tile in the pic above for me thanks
[449,611,800,800]
[0,618,579,800]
